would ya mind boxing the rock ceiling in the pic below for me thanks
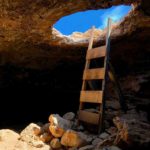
[0,0,149,82]
[0,0,149,69]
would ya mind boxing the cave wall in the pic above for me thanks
[0,0,150,127]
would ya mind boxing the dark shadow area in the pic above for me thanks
[0,62,84,130]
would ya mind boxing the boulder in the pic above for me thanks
[61,130,88,147]
[0,128,51,150]
[49,114,72,130]
[50,138,62,149]
[49,125,65,138]
[0,129,20,150]
[20,123,45,148]
[63,112,75,121]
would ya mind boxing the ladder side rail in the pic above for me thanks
[99,18,112,133]
[80,26,95,110]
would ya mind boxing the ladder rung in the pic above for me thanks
[83,68,105,80]
[86,46,106,60]
[78,110,100,125]
[80,91,103,103]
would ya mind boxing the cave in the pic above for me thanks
[0,0,150,149]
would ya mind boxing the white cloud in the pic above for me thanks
[99,6,129,29]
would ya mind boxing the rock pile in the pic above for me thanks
[31,112,122,150]
[0,110,149,150]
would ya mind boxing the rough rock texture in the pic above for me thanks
[50,138,62,149]
[49,114,72,129]
[0,129,20,150]
[113,116,150,147]
[20,123,45,148]
[0,128,51,150]
[49,125,65,138]
[61,130,88,147]
[49,114,73,137]
[0,2,149,150]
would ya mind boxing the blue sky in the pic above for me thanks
[54,5,131,35]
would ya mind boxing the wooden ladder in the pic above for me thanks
[78,18,112,133]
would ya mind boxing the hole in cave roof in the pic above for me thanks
[54,5,132,36]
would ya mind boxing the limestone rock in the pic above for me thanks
[20,123,45,148]
[63,112,75,121]
[0,129,20,150]
[50,138,62,149]
[14,140,51,150]
[49,114,72,130]
[0,128,51,150]
[61,130,88,147]
[79,145,94,150]
[13,140,29,150]
[49,125,65,138]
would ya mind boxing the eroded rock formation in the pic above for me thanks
[0,1,149,145]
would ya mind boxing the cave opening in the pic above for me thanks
[54,5,132,35]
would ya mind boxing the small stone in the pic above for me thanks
[0,129,20,149]
[49,125,65,138]
[99,132,109,139]
[50,138,62,149]
[79,145,94,150]
[49,114,72,130]
[92,138,103,146]
[63,112,75,121]
[61,130,88,147]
